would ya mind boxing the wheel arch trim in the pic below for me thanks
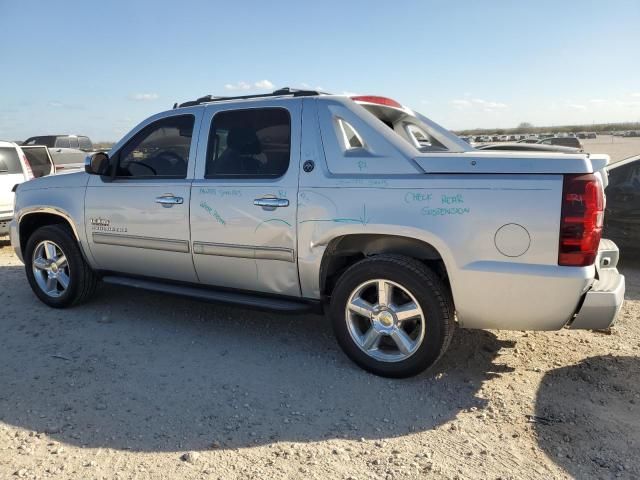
[311,229,457,301]
[16,207,93,267]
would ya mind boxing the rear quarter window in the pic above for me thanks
[0,147,23,174]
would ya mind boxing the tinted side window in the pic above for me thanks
[116,115,194,178]
[205,108,290,178]
[55,137,70,148]
[0,147,22,174]
[68,137,79,149]
[21,147,53,178]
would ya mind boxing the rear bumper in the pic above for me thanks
[569,239,625,330]
[455,239,625,331]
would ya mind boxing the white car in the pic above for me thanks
[0,141,34,235]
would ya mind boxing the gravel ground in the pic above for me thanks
[0,239,638,480]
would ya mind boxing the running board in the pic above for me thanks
[101,275,317,314]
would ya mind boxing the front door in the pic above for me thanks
[190,102,301,296]
[85,112,202,283]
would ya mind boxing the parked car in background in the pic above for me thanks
[22,135,93,173]
[587,132,597,139]
[604,154,640,251]
[477,143,581,154]
[9,88,625,378]
[537,136,583,150]
[0,141,34,235]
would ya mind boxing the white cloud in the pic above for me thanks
[567,103,587,111]
[224,80,275,91]
[589,99,607,104]
[451,99,472,108]
[224,81,251,91]
[471,98,508,110]
[254,79,274,90]
[48,101,64,108]
[631,92,640,98]
[130,93,159,101]
[451,98,508,112]
[615,100,640,108]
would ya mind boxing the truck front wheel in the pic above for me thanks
[24,225,98,308]
[329,255,455,378]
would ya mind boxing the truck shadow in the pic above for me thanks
[534,355,640,479]
[0,265,515,452]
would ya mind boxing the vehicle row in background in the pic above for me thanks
[0,142,45,235]
[0,137,92,236]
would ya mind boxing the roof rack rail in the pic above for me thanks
[174,87,326,109]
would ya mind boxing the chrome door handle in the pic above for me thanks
[155,195,184,208]
[254,197,289,210]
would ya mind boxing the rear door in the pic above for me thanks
[84,111,202,282]
[190,101,301,296]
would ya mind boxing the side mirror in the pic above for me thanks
[85,152,110,175]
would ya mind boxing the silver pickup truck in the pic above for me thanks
[10,88,625,377]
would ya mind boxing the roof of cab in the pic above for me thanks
[174,87,327,109]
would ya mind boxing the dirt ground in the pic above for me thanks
[0,238,638,480]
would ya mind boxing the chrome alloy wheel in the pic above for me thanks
[345,279,425,362]
[32,240,70,298]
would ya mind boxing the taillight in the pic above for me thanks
[351,95,403,109]
[558,173,604,266]
[21,152,34,180]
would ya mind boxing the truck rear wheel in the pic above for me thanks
[24,225,98,308]
[329,255,454,378]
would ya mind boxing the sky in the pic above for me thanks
[1,0,639,141]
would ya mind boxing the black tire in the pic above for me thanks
[330,254,455,378]
[24,224,98,308]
